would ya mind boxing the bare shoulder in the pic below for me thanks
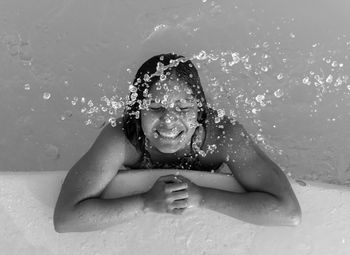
[204,109,247,156]
[206,109,257,162]
[86,118,141,166]
[199,109,241,166]
[55,118,140,210]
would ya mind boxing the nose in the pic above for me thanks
[160,108,178,124]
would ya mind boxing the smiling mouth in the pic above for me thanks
[156,130,184,139]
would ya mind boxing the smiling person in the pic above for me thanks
[54,53,301,233]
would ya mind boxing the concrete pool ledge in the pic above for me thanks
[0,170,349,255]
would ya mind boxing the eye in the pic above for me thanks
[149,105,164,111]
[175,106,193,113]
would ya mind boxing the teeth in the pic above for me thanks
[159,132,178,138]
[157,130,183,138]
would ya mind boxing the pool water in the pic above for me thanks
[0,0,349,185]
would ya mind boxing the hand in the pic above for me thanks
[174,175,203,209]
[142,175,189,215]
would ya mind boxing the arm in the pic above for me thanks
[200,187,299,226]
[179,121,301,226]
[201,122,301,226]
[54,121,145,233]
[54,122,189,232]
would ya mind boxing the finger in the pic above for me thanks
[164,182,188,193]
[169,199,188,210]
[168,190,188,201]
[174,175,191,183]
[157,175,181,183]
[171,208,185,215]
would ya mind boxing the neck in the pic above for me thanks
[146,141,193,163]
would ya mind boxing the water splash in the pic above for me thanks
[43,92,51,100]
[24,84,30,90]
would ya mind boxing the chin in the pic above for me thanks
[156,144,182,154]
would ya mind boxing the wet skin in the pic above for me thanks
[53,76,301,232]
[141,76,200,157]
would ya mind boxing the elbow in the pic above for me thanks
[285,212,301,226]
[54,222,65,233]
[285,203,302,226]
[289,209,302,226]
[53,213,69,233]
[53,207,75,233]
[53,216,65,233]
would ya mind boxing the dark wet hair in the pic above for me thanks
[122,53,209,154]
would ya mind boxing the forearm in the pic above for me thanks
[54,194,145,233]
[200,187,300,226]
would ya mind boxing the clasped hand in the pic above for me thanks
[142,175,203,215]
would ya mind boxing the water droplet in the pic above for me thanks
[244,63,252,70]
[256,133,264,141]
[60,110,72,121]
[334,77,342,87]
[255,94,265,102]
[207,144,217,153]
[217,109,225,118]
[296,179,307,186]
[129,85,137,93]
[92,116,106,129]
[326,75,333,83]
[277,73,284,80]
[229,52,240,66]
[303,77,311,85]
[24,83,30,90]
[108,117,117,127]
[262,41,269,48]
[252,108,260,114]
[196,50,208,60]
[347,85,350,90]
[84,119,92,126]
[261,66,268,72]
[289,33,296,38]
[44,144,60,160]
[274,89,284,98]
[43,92,51,100]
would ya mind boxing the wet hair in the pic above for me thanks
[122,53,209,154]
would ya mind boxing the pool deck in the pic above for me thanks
[0,170,349,255]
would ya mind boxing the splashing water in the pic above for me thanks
[43,92,51,100]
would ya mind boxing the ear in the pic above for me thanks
[192,124,205,152]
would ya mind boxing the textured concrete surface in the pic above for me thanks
[0,170,349,255]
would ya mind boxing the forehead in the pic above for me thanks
[148,78,194,100]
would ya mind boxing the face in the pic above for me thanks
[141,76,199,154]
